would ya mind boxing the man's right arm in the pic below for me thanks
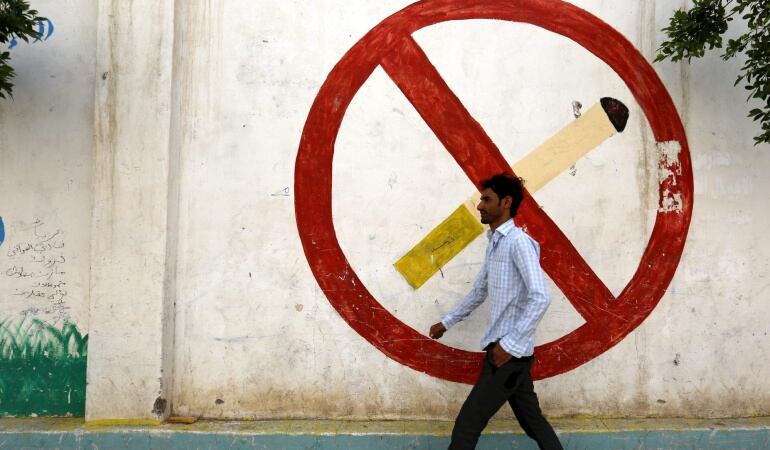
[440,261,489,330]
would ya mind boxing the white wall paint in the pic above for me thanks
[0,1,96,335]
[1,0,768,419]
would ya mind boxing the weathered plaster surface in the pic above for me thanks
[86,0,176,420]
[0,0,768,420]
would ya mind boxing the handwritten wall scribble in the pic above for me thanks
[8,19,54,49]
[3,219,69,322]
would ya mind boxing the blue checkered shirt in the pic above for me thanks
[441,219,550,358]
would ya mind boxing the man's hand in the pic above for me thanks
[491,342,513,367]
[429,322,446,339]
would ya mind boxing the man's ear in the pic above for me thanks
[502,195,513,210]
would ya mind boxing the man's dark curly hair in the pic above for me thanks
[480,173,525,217]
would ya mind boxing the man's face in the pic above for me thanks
[477,188,511,226]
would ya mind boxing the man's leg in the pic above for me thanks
[448,350,522,450]
[507,363,563,450]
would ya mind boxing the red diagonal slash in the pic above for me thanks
[381,35,617,324]
[295,0,692,383]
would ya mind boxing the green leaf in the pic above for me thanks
[0,0,47,99]
[657,0,769,144]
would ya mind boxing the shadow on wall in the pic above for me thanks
[0,318,87,416]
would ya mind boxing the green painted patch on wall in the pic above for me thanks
[0,318,87,417]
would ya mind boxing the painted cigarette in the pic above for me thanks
[394,98,629,289]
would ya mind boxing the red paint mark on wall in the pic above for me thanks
[294,0,693,383]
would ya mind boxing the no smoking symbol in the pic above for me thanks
[295,0,693,383]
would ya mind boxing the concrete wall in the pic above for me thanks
[1,0,768,420]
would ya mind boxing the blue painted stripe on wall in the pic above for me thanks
[0,429,768,450]
[0,216,4,245]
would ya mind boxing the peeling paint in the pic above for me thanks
[659,189,683,213]
[658,140,683,176]
[657,141,684,213]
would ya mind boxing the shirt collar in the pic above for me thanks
[486,218,515,240]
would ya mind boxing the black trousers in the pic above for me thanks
[448,345,563,450]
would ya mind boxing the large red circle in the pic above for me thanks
[295,0,693,383]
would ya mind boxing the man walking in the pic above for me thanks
[429,173,562,450]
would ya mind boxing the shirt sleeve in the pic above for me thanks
[499,235,550,357]
[441,261,488,329]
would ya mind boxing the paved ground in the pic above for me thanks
[1,416,768,449]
